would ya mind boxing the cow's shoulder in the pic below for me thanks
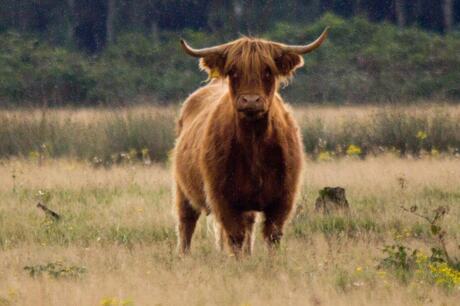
[177,80,227,136]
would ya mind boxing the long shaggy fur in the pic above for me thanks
[173,37,305,256]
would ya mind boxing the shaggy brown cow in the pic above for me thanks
[173,28,329,256]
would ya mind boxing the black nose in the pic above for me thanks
[240,95,261,104]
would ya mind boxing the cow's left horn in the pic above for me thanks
[180,39,224,57]
[281,27,330,54]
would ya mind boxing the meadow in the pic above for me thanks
[1,104,460,162]
[0,106,459,305]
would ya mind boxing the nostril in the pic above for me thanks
[241,95,261,104]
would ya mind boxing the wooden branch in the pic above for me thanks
[400,206,432,223]
[37,202,61,221]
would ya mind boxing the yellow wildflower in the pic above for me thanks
[428,263,460,288]
[416,131,427,141]
[100,297,118,306]
[346,144,362,156]
[121,299,134,306]
[8,288,18,300]
[318,151,333,161]
[415,252,428,264]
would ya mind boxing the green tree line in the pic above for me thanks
[1,14,459,106]
[1,1,459,53]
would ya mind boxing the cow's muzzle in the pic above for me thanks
[237,95,265,117]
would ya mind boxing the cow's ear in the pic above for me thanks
[275,53,304,76]
[199,54,227,78]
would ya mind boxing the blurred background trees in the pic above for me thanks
[0,0,459,106]
[1,0,459,52]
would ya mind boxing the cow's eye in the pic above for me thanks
[227,68,237,79]
[264,69,272,79]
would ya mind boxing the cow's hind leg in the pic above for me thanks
[243,212,256,255]
[176,188,200,255]
[213,218,226,252]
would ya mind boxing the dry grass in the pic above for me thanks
[0,105,178,124]
[1,104,459,162]
[293,103,460,124]
[3,103,460,123]
[1,156,459,305]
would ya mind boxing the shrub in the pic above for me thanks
[379,206,460,289]
[0,32,95,105]
[1,14,460,105]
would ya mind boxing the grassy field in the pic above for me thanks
[1,155,459,305]
[1,104,460,162]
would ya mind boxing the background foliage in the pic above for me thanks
[1,14,460,106]
[0,1,460,106]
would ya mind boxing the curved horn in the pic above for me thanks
[281,27,330,54]
[180,39,225,58]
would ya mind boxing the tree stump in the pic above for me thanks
[315,187,350,214]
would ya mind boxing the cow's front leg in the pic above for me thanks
[263,200,294,251]
[216,207,247,257]
[217,211,255,256]
[176,187,201,255]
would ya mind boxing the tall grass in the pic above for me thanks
[300,107,460,157]
[0,105,459,161]
[0,107,176,162]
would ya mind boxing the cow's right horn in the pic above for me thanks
[281,27,330,54]
[180,40,224,57]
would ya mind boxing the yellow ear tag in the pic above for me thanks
[210,69,221,79]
